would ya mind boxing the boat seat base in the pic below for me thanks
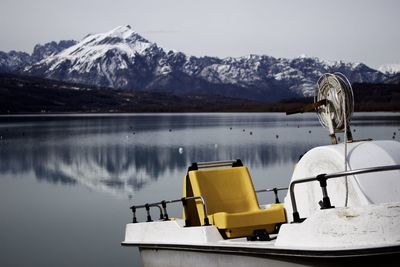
[247,229,271,241]
[210,204,286,238]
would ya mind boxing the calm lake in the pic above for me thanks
[0,112,399,267]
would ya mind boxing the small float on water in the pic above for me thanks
[122,73,400,267]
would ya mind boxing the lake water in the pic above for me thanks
[0,112,399,267]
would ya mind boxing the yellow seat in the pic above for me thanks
[183,165,287,238]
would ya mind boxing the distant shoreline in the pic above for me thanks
[2,101,399,114]
[1,74,399,114]
[1,109,400,116]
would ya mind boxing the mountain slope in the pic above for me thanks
[0,73,276,113]
[31,40,77,62]
[0,25,394,101]
[25,26,389,101]
[2,74,399,113]
[379,64,400,75]
[0,40,77,73]
[0,50,31,73]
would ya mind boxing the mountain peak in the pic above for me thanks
[26,25,158,85]
[109,25,132,35]
[105,25,149,43]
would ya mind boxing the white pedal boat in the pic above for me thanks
[122,74,400,266]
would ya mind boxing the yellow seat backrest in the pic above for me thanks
[184,166,260,225]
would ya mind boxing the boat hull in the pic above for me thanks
[134,244,400,267]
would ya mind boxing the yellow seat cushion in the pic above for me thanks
[211,204,286,228]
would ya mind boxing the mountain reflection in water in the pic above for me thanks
[1,113,398,197]
[0,141,312,194]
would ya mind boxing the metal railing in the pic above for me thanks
[187,159,243,171]
[129,187,287,225]
[289,164,400,223]
[130,196,210,226]
[195,160,240,168]
[130,159,243,225]
[255,187,288,204]
[130,164,400,225]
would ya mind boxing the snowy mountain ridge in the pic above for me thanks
[43,26,152,72]
[378,64,400,75]
[1,25,397,101]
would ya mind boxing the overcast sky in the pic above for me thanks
[0,0,398,68]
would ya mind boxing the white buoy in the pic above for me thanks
[178,147,183,154]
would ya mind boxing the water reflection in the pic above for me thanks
[0,141,312,195]
[0,113,399,197]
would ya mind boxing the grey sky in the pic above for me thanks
[0,0,399,68]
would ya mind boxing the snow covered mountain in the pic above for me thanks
[0,50,31,73]
[0,40,76,73]
[31,40,77,63]
[1,25,394,101]
[28,25,165,90]
[379,64,400,75]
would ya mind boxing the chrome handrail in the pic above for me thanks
[130,187,288,226]
[255,187,288,204]
[130,187,289,225]
[289,164,400,223]
[130,195,210,226]
[189,159,243,170]
[197,160,237,167]
[183,196,210,226]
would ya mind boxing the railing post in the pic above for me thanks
[316,174,334,209]
[273,188,280,203]
[290,182,301,223]
[198,196,210,226]
[157,205,164,220]
[200,197,210,226]
[145,204,152,222]
[161,200,169,221]
[130,206,137,223]
[181,197,190,227]
[292,211,301,223]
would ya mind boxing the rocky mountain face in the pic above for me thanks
[0,40,76,73]
[379,64,400,75]
[0,25,397,101]
[31,40,77,63]
[0,50,31,73]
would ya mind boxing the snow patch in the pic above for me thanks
[379,64,400,74]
